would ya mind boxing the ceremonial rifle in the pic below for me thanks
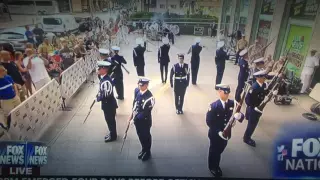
[121,104,138,153]
[83,98,96,124]
[255,46,292,113]
[221,82,251,140]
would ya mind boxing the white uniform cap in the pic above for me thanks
[253,70,267,77]
[239,48,248,56]
[112,46,120,51]
[136,38,143,45]
[242,34,245,37]
[138,76,151,85]
[215,84,231,93]
[217,41,225,49]
[162,38,169,44]
[97,60,112,67]
[253,57,265,64]
[99,48,110,55]
[195,37,201,43]
[268,72,277,76]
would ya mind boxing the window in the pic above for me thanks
[43,18,62,25]
[8,1,34,6]
[0,33,25,40]
[170,5,177,9]
[35,1,53,6]
[150,0,157,8]
[160,4,165,8]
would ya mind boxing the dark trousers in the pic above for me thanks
[135,122,152,153]
[244,107,262,140]
[191,61,200,84]
[103,107,117,138]
[235,72,249,102]
[160,63,168,82]
[208,135,228,170]
[136,65,145,76]
[171,36,175,45]
[235,49,242,65]
[215,63,225,85]
[174,85,187,110]
[144,42,147,49]
[114,78,124,99]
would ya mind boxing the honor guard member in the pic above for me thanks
[244,70,277,147]
[96,61,118,142]
[133,38,146,76]
[206,84,244,177]
[158,38,171,83]
[235,48,250,102]
[235,34,248,65]
[130,77,155,161]
[98,48,110,80]
[111,46,127,100]
[215,41,229,85]
[248,57,265,85]
[170,53,190,114]
[187,37,203,85]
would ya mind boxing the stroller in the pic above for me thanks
[273,70,297,105]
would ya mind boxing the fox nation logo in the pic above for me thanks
[273,123,320,178]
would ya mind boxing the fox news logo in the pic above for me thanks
[0,141,48,167]
[276,138,320,171]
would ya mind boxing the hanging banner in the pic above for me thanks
[261,0,275,15]
[283,25,313,76]
[7,80,61,141]
[290,0,319,19]
[256,20,271,54]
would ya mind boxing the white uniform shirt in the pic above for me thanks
[301,56,319,75]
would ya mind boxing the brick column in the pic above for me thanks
[265,0,287,57]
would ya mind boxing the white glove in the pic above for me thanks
[130,119,134,126]
[234,113,242,121]
[254,107,263,114]
[273,90,278,95]
[218,131,228,140]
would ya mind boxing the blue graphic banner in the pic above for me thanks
[0,141,48,168]
[273,122,320,179]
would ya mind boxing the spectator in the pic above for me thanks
[51,50,62,64]
[264,54,275,73]
[25,25,35,44]
[0,50,26,102]
[53,38,62,50]
[32,24,45,47]
[0,65,21,130]
[24,43,36,58]
[38,38,53,60]
[15,51,33,97]
[59,39,75,70]
[74,39,87,59]
[47,61,62,80]
[23,48,50,90]
[0,42,15,61]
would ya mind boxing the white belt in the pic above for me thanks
[175,76,187,79]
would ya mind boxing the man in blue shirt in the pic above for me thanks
[0,65,21,130]
[25,25,35,44]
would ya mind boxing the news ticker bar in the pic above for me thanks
[0,177,242,180]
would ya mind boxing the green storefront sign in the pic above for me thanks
[283,25,312,77]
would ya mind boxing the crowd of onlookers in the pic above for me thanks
[0,24,94,128]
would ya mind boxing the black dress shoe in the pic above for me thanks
[176,110,180,114]
[179,110,184,114]
[117,97,124,100]
[244,138,256,147]
[138,151,145,159]
[209,169,221,177]
[141,152,151,161]
[105,135,117,142]
[217,167,223,177]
